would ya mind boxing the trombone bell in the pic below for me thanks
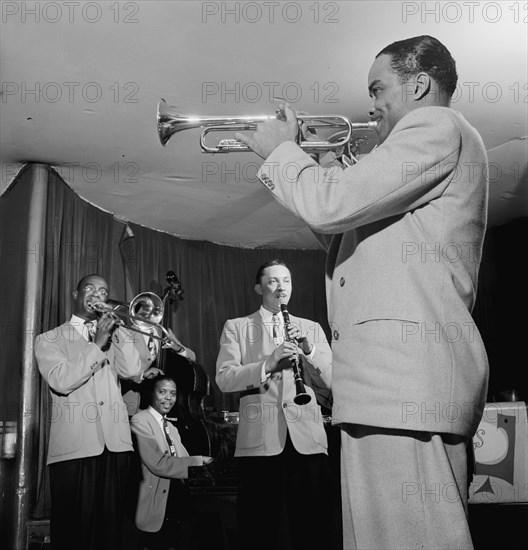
[88,292,169,342]
[129,292,164,332]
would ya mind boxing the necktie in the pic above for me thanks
[162,417,177,456]
[84,321,96,342]
[147,335,157,360]
[272,314,283,347]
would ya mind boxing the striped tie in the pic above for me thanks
[84,321,96,342]
[272,314,283,347]
[162,417,177,456]
[147,335,156,359]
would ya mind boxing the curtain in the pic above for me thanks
[122,222,329,414]
[33,168,116,518]
[20,167,327,517]
[0,165,33,542]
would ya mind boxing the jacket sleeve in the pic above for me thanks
[259,107,461,234]
[130,415,203,479]
[34,331,107,396]
[112,327,153,381]
[215,319,268,393]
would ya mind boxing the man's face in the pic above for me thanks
[255,264,292,313]
[72,275,108,319]
[151,380,177,416]
[368,54,416,144]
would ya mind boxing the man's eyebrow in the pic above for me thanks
[368,79,381,93]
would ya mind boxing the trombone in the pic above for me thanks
[157,98,377,154]
[88,292,170,343]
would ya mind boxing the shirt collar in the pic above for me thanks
[70,314,96,337]
[259,305,282,324]
[148,405,164,424]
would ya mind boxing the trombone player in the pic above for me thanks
[215,259,332,550]
[34,273,161,550]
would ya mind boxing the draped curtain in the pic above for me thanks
[123,222,329,414]
[4,166,327,518]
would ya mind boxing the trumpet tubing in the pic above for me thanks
[157,98,377,154]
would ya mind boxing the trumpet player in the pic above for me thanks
[237,35,488,550]
[34,273,156,550]
[216,259,332,550]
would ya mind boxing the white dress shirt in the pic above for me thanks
[70,314,96,342]
[147,406,190,458]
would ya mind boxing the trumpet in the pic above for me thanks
[88,292,170,343]
[280,304,311,406]
[157,99,377,154]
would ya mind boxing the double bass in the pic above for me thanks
[156,271,218,458]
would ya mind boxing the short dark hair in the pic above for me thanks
[147,375,177,404]
[255,259,290,285]
[376,35,457,99]
[76,273,103,292]
[152,375,176,391]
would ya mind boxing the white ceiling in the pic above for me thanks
[1,1,527,248]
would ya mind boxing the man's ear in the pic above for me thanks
[414,72,431,100]
[254,284,262,296]
[72,290,79,300]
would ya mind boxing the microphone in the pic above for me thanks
[280,304,311,405]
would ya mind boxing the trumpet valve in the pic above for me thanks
[217,139,248,152]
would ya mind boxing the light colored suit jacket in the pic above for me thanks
[35,322,153,464]
[130,408,204,532]
[216,310,332,457]
[258,106,489,437]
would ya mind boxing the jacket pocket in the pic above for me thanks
[310,417,328,448]
[236,398,264,449]
[49,418,81,457]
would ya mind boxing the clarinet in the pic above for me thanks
[280,304,311,405]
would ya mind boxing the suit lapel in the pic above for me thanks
[145,410,169,453]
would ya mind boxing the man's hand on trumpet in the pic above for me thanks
[235,103,299,159]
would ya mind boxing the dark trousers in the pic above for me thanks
[49,448,132,550]
[139,480,224,550]
[139,520,192,550]
[139,479,195,550]
[236,433,332,550]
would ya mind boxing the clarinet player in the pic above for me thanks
[216,259,333,550]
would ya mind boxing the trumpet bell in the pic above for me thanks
[158,99,202,147]
[157,98,275,148]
